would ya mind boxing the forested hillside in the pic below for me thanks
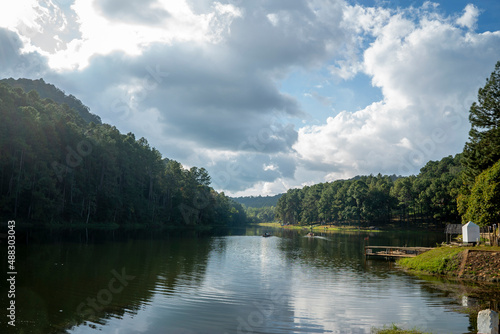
[276,155,463,226]
[0,81,246,228]
[231,194,282,208]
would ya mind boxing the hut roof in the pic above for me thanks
[445,224,462,234]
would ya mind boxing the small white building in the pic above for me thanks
[463,221,480,244]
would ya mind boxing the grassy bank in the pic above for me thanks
[398,247,464,275]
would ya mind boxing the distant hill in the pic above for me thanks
[0,78,101,124]
[232,194,283,208]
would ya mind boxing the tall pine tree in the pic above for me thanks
[462,61,500,183]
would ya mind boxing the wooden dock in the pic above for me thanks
[364,246,434,259]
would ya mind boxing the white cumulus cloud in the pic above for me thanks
[456,4,479,29]
[294,5,500,182]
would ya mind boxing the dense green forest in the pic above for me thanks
[276,61,500,228]
[0,80,246,228]
[275,155,463,227]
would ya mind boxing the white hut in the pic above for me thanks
[463,221,480,244]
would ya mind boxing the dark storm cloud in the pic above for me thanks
[0,28,49,78]
[0,28,24,65]
[157,108,299,154]
[55,41,303,155]
[93,0,170,25]
[136,42,304,116]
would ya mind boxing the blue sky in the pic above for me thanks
[1,0,499,196]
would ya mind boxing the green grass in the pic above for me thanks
[372,324,433,334]
[398,247,464,275]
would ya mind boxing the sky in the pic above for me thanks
[1,0,499,196]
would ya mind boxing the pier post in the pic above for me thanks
[478,309,499,334]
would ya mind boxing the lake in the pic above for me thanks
[1,226,497,333]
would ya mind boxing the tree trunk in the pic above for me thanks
[14,149,24,218]
[86,198,91,224]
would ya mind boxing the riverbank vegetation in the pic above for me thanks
[0,79,246,229]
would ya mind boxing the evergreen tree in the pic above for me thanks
[462,61,500,182]
[458,160,500,226]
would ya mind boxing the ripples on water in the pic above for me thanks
[1,228,489,333]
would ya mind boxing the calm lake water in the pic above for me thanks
[1,227,498,334]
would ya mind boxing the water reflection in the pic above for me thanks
[1,228,498,333]
[0,235,213,333]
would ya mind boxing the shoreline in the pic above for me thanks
[257,221,385,233]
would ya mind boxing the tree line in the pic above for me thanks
[0,80,246,228]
